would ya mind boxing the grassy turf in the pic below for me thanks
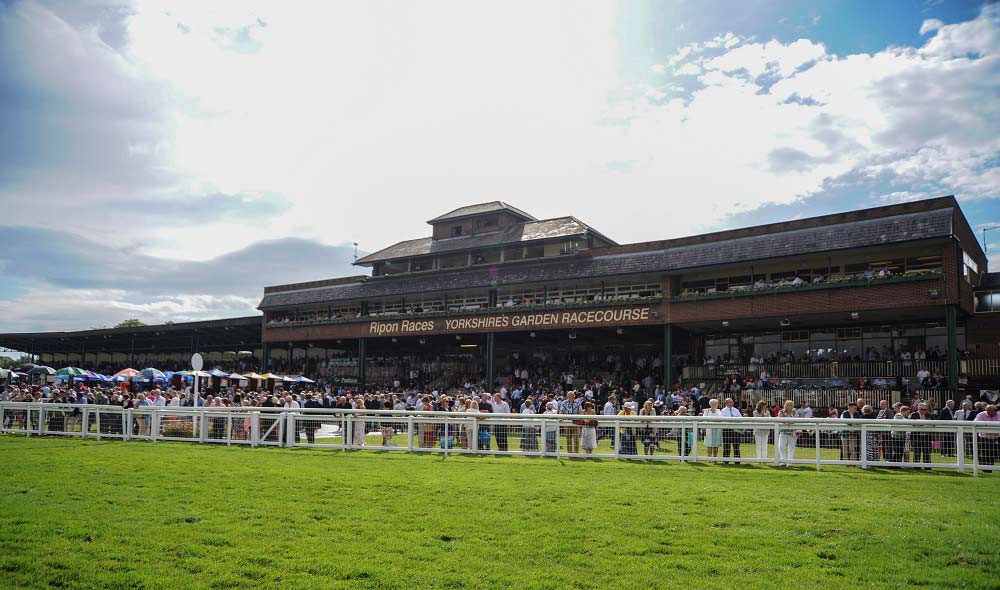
[0,435,997,589]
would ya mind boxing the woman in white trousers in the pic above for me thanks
[752,400,771,460]
[776,400,797,466]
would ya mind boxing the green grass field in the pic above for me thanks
[1,436,997,589]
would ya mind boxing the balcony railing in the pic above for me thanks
[265,296,664,329]
[684,360,951,380]
[673,270,943,302]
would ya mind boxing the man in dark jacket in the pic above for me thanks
[938,400,956,456]
[840,402,862,462]
[909,402,933,468]
[303,394,323,444]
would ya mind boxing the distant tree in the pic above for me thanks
[0,357,15,369]
[114,319,146,328]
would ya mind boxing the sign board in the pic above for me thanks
[191,353,204,371]
[368,306,655,336]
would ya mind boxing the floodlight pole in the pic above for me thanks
[982,226,1000,256]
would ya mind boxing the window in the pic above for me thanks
[474,216,499,230]
[451,226,463,237]
[976,290,1000,312]
[963,250,979,284]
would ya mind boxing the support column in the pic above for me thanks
[485,332,496,393]
[262,343,270,372]
[664,324,675,391]
[946,304,958,391]
[358,338,367,392]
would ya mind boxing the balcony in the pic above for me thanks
[265,295,664,329]
[673,270,943,302]
[683,359,951,381]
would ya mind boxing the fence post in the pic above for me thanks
[199,410,208,443]
[39,406,46,436]
[443,419,450,456]
[555,419,562,459]
[251,412,260,448]
[286,413,297,447]
[956,426,964,473]
[692,420,699,462]
[860,424,868,469]
[125,409,133,441]
[81,408,88,438]
[815,428,821,472]
[772,424,780,467]
[614,421,621,459]
[95,411,102,441]
[971,427,979,477]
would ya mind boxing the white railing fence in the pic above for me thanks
[1,403,998,475]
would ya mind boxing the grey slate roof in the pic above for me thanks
[260,208,953,310]
[428,201,536,223]
[355,217,603,265]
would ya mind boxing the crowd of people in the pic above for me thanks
[703,345,973,366]
[679,266,940,299]
[3,373,998,467]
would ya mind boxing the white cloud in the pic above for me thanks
[705,38,827,77]
[1,0,998,284]
[920,18,944,35]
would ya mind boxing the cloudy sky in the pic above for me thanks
[1,0,998,335]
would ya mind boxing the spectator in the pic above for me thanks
[720,397,742,463]
[752,400,770,461]
[580,401,598,455]
[559,391,583,454]
[776,400,797,467]
[702,398,722,459]
[974,404,999,468]
[840,402,862,464]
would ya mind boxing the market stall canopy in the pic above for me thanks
[243,372,264,380]
[259,373,282,380]
[228,373,248,381]
[281,376,296,383]
[207,369,229,378]
[28,366,56,375]
[295,376,315,383]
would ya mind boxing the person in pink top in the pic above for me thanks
[974,405,999,468]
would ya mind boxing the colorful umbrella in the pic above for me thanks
[260,373,282,380]
[228,373,248,381]
[28,366,56,375]
[243,372,264,380]
[208,369,229,378]
[295,376,316,383]
[55,367,87,377]
[139,368,166,380]
[114,368,140,379]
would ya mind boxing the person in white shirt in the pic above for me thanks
[720,398,743,462]
[491,393,511,451]
[603,396,617,416]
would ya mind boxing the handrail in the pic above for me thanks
[3,402,998,430]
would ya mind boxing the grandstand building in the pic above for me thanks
[254,196,993,394]
[6,196,1000,399]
